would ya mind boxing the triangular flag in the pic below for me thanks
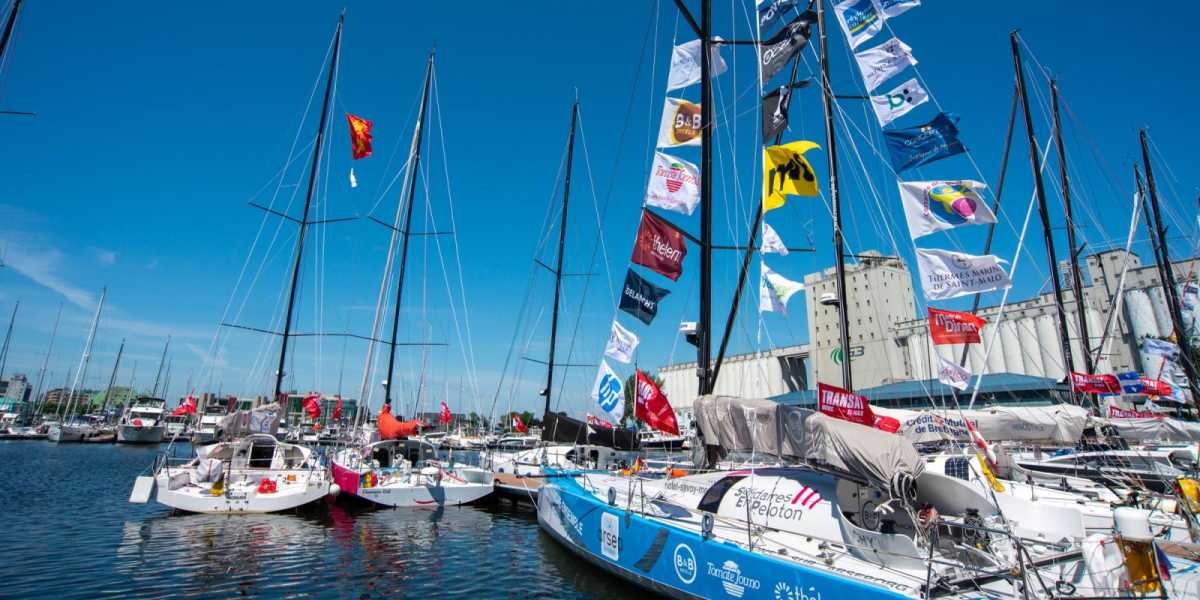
[349,168,358,188]
[759,261,804,314]
[760,222,788,256]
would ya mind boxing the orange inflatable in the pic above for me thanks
[377,404,423,439]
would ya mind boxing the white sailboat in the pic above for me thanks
[116,397,166,444]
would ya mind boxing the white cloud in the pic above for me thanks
[91,247,117,266]
[185,342,228,368]
[3,246,95,309]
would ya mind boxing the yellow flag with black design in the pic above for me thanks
[762,140,820,213]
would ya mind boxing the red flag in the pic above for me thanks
[634,370,680,435]
[303,393,322,420]
[439,401,452,424]
[1108,405,1161,419]
[346,113,373,160]
[512,413,527,433]
[587,414,614,430]
[1140,377,1174,397]
[928,307,986,345]
[965,419,997,468]
[1070,372,1121,395]
[631,210,687,281]
[817,382,878,428]
[173,395,197,416]
[333,395,343,420]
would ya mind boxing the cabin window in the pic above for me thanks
[943,457,971,481]
[248,442,275,469]
[698,475,746,513]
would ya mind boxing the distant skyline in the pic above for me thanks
[0,1,1197,420]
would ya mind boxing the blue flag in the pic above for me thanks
[1117,371,1144,394]
[883,112,966,172]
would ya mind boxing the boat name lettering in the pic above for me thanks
[706,560,761,597]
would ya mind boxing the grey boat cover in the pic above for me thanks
[692,395,923,491]
[217,404,281,439]
[1101,416,1200,442]
[872,404,1090,445]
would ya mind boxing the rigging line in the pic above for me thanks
[1094,187,1143,370]
[1145,133,1198,254]
[363,87,423,217]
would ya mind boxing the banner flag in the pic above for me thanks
[937,356,971,391]
[883,113,966,173]
[899,180,995,239]
[604,320,639,364]
[668,38,728,91]
[590,360,624,423]
[759,11,817,85]
[758,0,800,32]
[870,77,928,127]
[619,269,671,325]
[657,98,703,147]
[872,0,919,18]
[759,261,804,314]
[762,140,820,213]
[760,221,789,256]
[1109,405,1161,419]
[631,210,688,281]
[346,113,373,160]
[762,84,796,141]
[1117,371,1144,394]
[587,413,614,430]
[1070,372,1121,395]
[635,370,680,435]
[928,307,986,345]
[833,0,883,49]
[854,37,917,92]
[645,151,700,215]
[817,383,898,432]
[915,248,1012,300]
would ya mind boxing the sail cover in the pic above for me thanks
[691,395,922,491]
[872,404,1090,445]
[1101,416,1200,442]
[217,404,280,439]
[541,411,639,450]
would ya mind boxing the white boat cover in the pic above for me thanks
[218,404,281,439]
[692,395,923,491]
[872,404,1090,445]
[1100,416,1200,442]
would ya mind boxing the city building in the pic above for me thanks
[0,373,32,403]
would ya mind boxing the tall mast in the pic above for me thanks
[0,300,17,380]
[0,0,22,70]
[383,51,434,409]
[1139,130,1200,399]
[1050,80,1094,374]
[1011,32,1076,383]
[273,14,343,403]
[696,0,715,394]
[816,0,853,390]
[542,101,579,416]
[101,338,124,417]
[30,301,62,419]
[150,335,170,398]
[63,287,105,419]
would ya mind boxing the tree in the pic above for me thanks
[623,371,663,428]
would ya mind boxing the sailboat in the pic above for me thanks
[48,287,114,443]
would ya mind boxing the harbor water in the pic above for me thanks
[0,441,630,599]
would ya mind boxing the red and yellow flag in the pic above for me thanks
[346,113,373,160]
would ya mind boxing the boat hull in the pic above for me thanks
[154,469,328,514]
[331,461,493,508]
[117,425,165,444]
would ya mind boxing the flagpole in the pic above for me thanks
[816,0,853,391]
[696,0,715,395]
[542,100,579,419]
[274,14,344,404]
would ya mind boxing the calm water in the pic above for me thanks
[0,441,634,599]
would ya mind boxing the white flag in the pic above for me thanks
[854,37,917,91]
[645,151,700,215]
[760,222,788,256]
[604,320,639,364]
[833,0,884,49]
[870,77,928,127]
[349,168,358,188]
[898,180,995,239]
[871,0,919,18]
[590,360,624,423]
[657,98,702,148]
[667,38,728,91]
[915,248,1012,301]
[759,261,805,314]
[1144,398,1166,413]
[937,355,971,391]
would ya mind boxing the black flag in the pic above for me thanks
[761,80,810,141]
[619,269,671,325]
[759,11,816,86]
[757,0,799,34]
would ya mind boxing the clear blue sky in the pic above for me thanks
[1,1,1197,419]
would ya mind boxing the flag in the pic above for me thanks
[1070,372,1121,395]
[173,395,197,416]
[915,248,1012,301]
[590,360,624,423]
[898,180,995,239]
[333,395,343,420]
[1156,541,1174,583]
[759,11,817,85]
[645,151,701,215]
[438,400,452,424]
[1144,337,1181,361]
[1117,371,1144,394]
[1141,377,1173,397]
[928,307,986,345]
[1109,405,1158,419]
[817,382,876,427]
[762,140,820,213]
[619,269,671,325]
[833,0,883,49]
[657,98,702,147]
[1183,282,1199,311]
[854,37,917,92]
[965,419,997,468]
[870,77,928,127]
[346,113,373,160]
[667,38,728,91]
[759,261,805,314]
[604,320,639,364]
[936,355,971,391]
[762,84,792,141]
[872,0,919,18]
[758,0,799,33]
[587,413,614,430]
[1144,398,1167,413]
[512,413,527,433]
[883,113,966,173]
[349,168,358,188]
[635,370,680,435]
[631,210,688,281]
[303,393,321,420]
[761,221,788,256]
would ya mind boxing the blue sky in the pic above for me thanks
[0,1,1197,419]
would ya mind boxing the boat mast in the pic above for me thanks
[62,287,106,419]
[150,335,170,398]
[1139,130,1200,400]
[696,0,716,394]
[1010,32,1076,386]
[0,300,17,381]
[1050,80,1095,375]
[273,15,343,404]
[542,100,578,416]
[0,0,22,70]
[30,301,62,420]
[382,51,434,410]
[101,338,124,418]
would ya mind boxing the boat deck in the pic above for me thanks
[493,473,540,503]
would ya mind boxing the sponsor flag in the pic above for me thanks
[590,360,624,423]
[1144,398,1167,413]
[762,140,820,213]
[937,355,971,391]
[668,38,728,91]
[761,221,789,256]
[333,395,343,420]
[512,413,527,433]
[604,320,639,364]
[1182,282,1199,311]
[619,269,671,325]
[635,370,680,435]
[439,400,452,424]
[883,113,966,173]
[762,84,798,141]
[915,248,1012,300]
[303,393,322,420]
[1070,372,1121,395]
[965,419,997,468]
[759,11,817,85]
[587,413,614,430]
[657,98,702,147]
[1141,377,1173,397]
[817,382,876,427]
[899,180,995,239]
[928,307,986,345]
[349,168,358,188]
[1156,541,1174,583]
[854,37,917,92]
[173,395,197,416]
[758,0,799,32]
[1117,371,1144,394]
[759,261,805,314]
[872,0,919,18]
[1109,405,1160,419]
[1144,337,1181,361]
[346,113,373,160]
[833,0,883,49]
[631,210,688,281]
[645,151,700,215]
[870,77,928,127]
